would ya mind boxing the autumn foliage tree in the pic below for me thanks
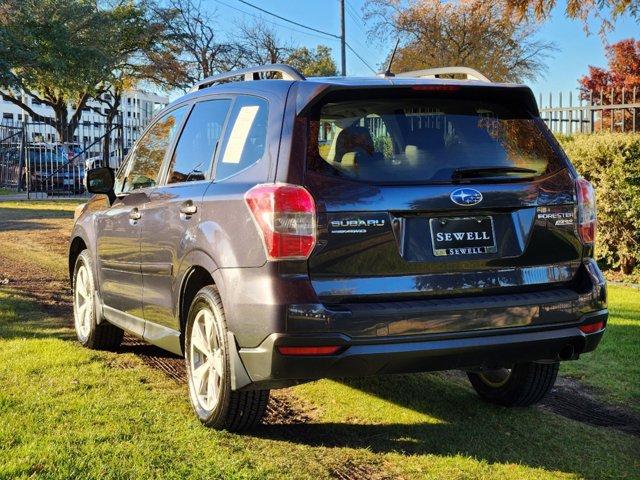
[365,0,553,83]
[500,0,640,34]
[579,39,640,131]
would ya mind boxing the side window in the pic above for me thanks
[116,106,187,193]
[167,99,231,184]
[215,96,268,180]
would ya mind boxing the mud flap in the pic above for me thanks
[227,332,252,390]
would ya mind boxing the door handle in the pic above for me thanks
[180,201,197,215]
[129,208,141,221]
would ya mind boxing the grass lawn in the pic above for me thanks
[0,188,17,196]
[0,201,639,479]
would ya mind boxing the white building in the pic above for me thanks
[0,89,169,144]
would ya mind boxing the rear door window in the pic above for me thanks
[215,96,268,181]
[167,99,231,184]
[309,96,565,184]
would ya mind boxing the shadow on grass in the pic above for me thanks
[0,290,75,341]
[256,374,638,479]
[0,206,74,232]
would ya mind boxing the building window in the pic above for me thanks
[31,97,42,106]
[3,113,13,120]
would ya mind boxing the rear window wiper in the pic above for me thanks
[451,166,538,181]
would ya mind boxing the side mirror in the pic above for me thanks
[86,167,115,203]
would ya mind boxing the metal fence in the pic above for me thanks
[539,88,640,135]
[0,116,146,198]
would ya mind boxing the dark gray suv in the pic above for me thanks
[70,65,607,431]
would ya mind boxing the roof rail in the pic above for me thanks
[395,66,491,83]
[189,64,306,92]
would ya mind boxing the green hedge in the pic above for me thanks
[557,133,640,275]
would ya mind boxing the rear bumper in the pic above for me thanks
[222,258,608,389]
[238,309,607,390]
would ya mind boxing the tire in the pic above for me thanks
[72,250,123,350]
[467,362,559,407]
[185,285,269,431]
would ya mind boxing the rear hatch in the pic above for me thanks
[301,86,584,304]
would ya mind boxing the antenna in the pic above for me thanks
[383,39,400,77]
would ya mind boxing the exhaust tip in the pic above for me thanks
[559,344,575,360]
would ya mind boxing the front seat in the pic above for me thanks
[333,126,376,167]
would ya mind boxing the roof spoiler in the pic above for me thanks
[294,83,540,117]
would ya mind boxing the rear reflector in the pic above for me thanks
[576,177,597,244]
[579,321,605,334]
[245,183,316,260]
[277,346,342,356]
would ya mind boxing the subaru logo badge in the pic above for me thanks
[450,188,483,206]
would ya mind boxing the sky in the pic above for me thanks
[203,0,639,100]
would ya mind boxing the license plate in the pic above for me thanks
[430,216,497,256]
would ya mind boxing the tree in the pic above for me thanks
[364,0,553,83]
[90,2,171,162]
[0,0,159,143]
[500,0,640,33]
[146,0,243,90]
[287,46,338,77]
[579,38,640,131]
[236,21,338,78]
[237,21,294,69]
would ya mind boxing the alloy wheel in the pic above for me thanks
[189,308,224,411]
[73,263,93,341]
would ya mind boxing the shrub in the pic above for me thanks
[557,133,640,275]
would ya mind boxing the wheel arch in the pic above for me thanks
[68,235,88,285]
[176,249,223,351]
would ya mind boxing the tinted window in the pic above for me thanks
[168,99,230,184]
[215,96,268,180]
[116,106,186,193]
[309,97,564,184]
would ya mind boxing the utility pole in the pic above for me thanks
[340,0,346,76]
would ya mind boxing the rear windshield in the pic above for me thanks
[307,95,565,184]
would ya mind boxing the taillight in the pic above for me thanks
[576,178,596,244]
[245,183,316,260]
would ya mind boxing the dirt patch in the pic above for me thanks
[329,459,396,480]
[539,376,640,438]
[120,334,187,383]
[0,215,72,315]
[264,389,317,425]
